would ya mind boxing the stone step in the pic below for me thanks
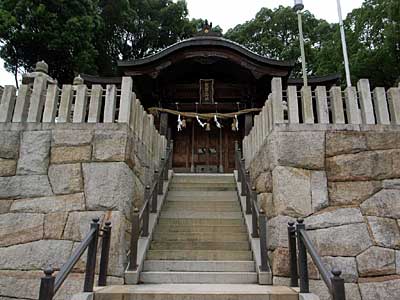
[163,205,241,213]
[143,260,256,272]
[167,191,237,201]
[165,201,240,208]
[172,175,235,184]
[160,211,243,219]
[139,271,258,284]
[158,218,244,226]
[150,241,250,251]
[169,184,236,191]
[147,250,253,261]
[152,231,248,242]
[156,225,247,233]
[95,284,299,300]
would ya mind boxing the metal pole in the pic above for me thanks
[288,222,299,287]
[129,208,140,271]
[38,268,55,300]
[84,218,100,292]
[98,222,112,287]
[296,219,309,293]
[297,11,308,87]
[336,0,352,88]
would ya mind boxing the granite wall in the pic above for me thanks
[0,123,156,300]
[249,124,400,300]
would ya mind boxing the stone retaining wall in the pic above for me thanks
[0,123,155,300]
[249,124,400,300]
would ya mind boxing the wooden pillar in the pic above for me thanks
[160,112,169,137]
[245,114,253,136]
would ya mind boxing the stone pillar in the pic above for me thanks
[72,84,88,123]
[57,85,73,123]
[330,87,345,124]
[0,86,17,122]
[373,87,390,125]
[344,87,361,124]
[315,86,329,124]
[27,76,47,122]
[104,85,117,123]
[118,77,133,123]
[271,77,284,124]
[43,84,60,123]
[88,85,103,123]
[387,88,400,125]
[287,86,299,124]
[12,84,31,123]
[301,86,314,124]
[357,79,375,124]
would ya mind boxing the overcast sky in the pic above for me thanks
[0,0,364,86]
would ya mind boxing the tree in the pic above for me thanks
[0,0,102,84]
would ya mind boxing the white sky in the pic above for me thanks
[0,0,364,86]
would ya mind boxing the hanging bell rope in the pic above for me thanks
[148,107,261,120]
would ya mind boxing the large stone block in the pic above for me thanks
[82,162,137,215]
[367,216,400,248]
[254,172,273,193]
[0,213,44,246]
[272,131,325,170]
[44,212,68,239]
[397,251,400,275]
[93,130,128,161]
[308,223,373,256]
[356,246,396,277]
[383,179,400,189]
[10,193,85,213]
[0,240,73,270]
[321,256,358,283]
[52,130,93,146]
[328,181,381,206]
[305,208,364,230]
[310,171,328,212]
[272,166,312,217]
[0,270,42,300]
[0,158,16,176]
[48,164,83,195]
[361,189,400,219]
[0,131,20,159]
[51,145,92,164]
[359,277,400,300]
[309,280,361,300]
[326,131,367,157]
[366,131,400,150]
[326,150,400,181]
[267,215,295,250]
[17,131,51,175]
[0,199,12,213]
[257,193,274,218]
[63,211,105,241]
[0,175,53,199]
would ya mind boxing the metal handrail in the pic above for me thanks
[234,141,269,272]
[128,140,174,271]
[38,219,112,300]
[288,220,346,300]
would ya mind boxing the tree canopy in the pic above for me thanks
[225,0,400,87]
[0,0,398,87]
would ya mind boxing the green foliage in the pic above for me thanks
[225,1,400,87]
[0,0,102,83]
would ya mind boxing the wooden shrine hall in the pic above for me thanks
[83,26,339,173]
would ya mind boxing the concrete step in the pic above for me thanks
[150,241,250,251]
[169,185,236,191]
[152,231,248,242]
[158,218,244,226]
[95,284,299,300]
[167,191,237,201]
[140,271,258,284]
[163,205,241,213]
[165,201,240,208]
[143,260,256,272]
[172,175,235,184]
[160,211,243,219]
[147,250,253,261]
[156,225,247,233]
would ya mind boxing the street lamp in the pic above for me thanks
[293,0,308,87]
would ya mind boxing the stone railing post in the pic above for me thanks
[271,77,284,124]
[301,86,314,124]
[357,79,375,124]
[373,87,390,125]
[119,77,133,123]
[88,85,103,123]
[387,88,400,125]
[287,86,299,124]
[42,84,60,123]
[0,86,17,122]
[315,86,329,124]
[344,86,361,124]
[330,87,345,124]
[57,85,73,123]
[104,84,117,123]
[72,76,88,123]
[12,84,31,123]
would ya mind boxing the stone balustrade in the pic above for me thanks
[243,77,400,164]
[0,66,167,169]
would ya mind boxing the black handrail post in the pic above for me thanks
[288,221,299,287]
[331,269,346,300]
[158,166,164,195]
[245,171,252,214]
[83,218,100,292]
[240,159,246,196]
[297,219,310,293]
[39,268,55,300]
[98,222,112,287]
[129,208,140,271]
[259,209,268,271]
[142,186,150,237]
[251,187,259,238]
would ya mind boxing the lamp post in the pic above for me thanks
[336,0,352,87]
[294,0,308,87]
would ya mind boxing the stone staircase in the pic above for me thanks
[94,174,299,300]
[141,173,257,284]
